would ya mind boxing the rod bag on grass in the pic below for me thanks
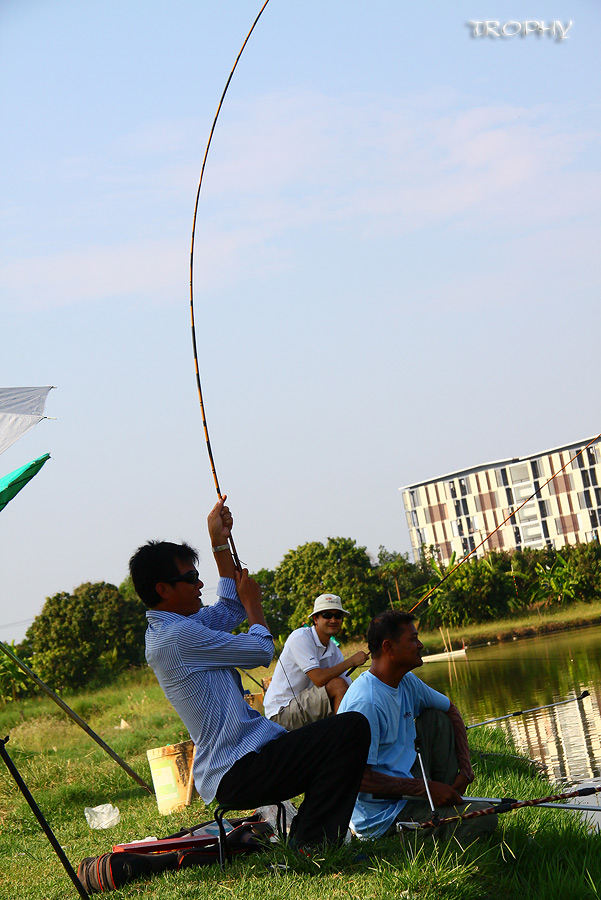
[77,817,269,893]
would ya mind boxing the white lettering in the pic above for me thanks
[467,19,573,39]
[467,20,485,36]
[538,21,556,36]
[502,21,521,36]
[556,20,573,39]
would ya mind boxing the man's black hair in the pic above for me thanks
[129,540,199,608]
[367,610,415,656]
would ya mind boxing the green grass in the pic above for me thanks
[415,599,601,654]
[2,670,601,899]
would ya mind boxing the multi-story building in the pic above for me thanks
[400,436,601,564]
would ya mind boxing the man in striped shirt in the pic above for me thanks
[129,498,370,849]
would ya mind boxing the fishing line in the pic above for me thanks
[189,0,273,572]
[408,432,601,615]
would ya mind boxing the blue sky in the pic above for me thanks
[1,0,599,642]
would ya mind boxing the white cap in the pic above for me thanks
[310,593,349,617]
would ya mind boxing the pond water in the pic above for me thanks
[417,624,601,797]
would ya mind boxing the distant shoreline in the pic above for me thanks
[418,601,601,655]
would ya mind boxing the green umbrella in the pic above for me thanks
[0,453,50,513]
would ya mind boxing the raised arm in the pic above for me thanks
[206,496,270,632]
[207,496,236,579]
[235,568,269,631]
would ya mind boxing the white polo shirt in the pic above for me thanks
[264,625,351,719]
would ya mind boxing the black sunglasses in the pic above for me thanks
[319,611,343,620]
[163,568,200,586]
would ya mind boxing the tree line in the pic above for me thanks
[3,538,601,700]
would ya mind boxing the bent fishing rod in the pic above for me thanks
[189,0,272,574]
[467,690,590,729]
[188,2,316,727]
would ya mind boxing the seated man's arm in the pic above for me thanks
[235,568,269,630]
[206,497,269,632]
[305,650,369,688]
[446,702,474,792]
[361,765,464,807]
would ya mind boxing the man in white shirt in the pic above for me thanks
[264,594,369,730]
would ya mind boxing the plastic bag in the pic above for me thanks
[84,803,121,829]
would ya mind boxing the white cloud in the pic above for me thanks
[2,89,599,311]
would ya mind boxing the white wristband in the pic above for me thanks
[212,543,229,553]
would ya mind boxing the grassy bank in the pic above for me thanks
[415,600,601,655]
[2,668,601,899]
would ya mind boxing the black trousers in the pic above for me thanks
[215,711,370,847]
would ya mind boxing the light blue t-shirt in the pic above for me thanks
[338,670,450,838]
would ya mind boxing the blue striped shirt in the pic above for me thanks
[145,577,285,802]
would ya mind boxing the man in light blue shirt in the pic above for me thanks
[129,498,370,849]
[338,610,496,842]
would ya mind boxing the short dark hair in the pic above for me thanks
[367,610,415,656]
[129,540,198,608]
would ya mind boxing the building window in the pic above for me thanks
[462,498,469,516]
[538,500,550,518]
[522,523,543,543]
[408,488,421,509]
[582,470,591,488]
[505,487,514,505]
[571,452,585,470]
[578,491,592,510]
[467,516,479,534]
[459,477,470,496]
[519,505,537,523]
[587,446,600,466]
[514,483,534,503]
[542,520,550,539]
[591,469,599,487]
[514,526,522,544]
[451,520,464,537]
[496,468,509,487]
[446,481,457,500]
[585,530,599,543]
[510,463,530,484]
[531,459,542,479]
[410,509,419,528]
[591,510,599,528]
[596,488,601,507]
[454,500,461,518]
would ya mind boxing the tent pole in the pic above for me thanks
[0,640,153,794]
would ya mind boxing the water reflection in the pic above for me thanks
[417,625,601,785]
